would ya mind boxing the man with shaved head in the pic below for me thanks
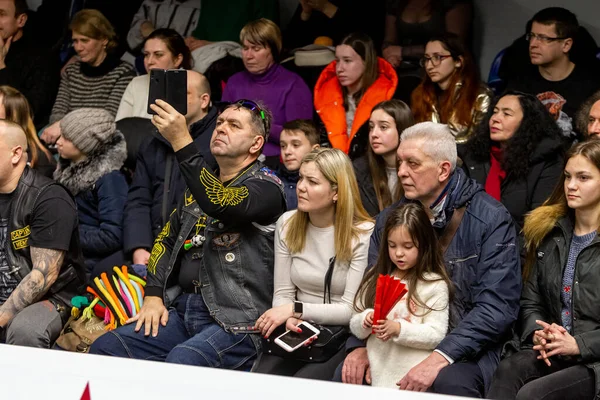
[93,71,219,275]
[0,120,85,347]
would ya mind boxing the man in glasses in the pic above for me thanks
[90,98,286,370]
[507,7,600,141]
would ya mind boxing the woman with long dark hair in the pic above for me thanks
[488,140,600,400]
[353,100,414,216]
[462,91,564,228]
[411,33,490,144]
[314,32,398,159]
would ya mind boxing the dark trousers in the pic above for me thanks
[332,354,484,397]
[254,347,346,380]
[487,349,595,400]
[90,250,128,279]
[89,293,256,369]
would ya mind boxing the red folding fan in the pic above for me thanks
[372,274,407,333]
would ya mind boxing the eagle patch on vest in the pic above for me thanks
[200,168,249,206]
[11,225,31,250]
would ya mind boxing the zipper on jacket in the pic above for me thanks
[564,238,600,335]
[448,254,478,264]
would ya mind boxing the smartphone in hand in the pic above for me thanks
[147,69,187,115]
[274,322,320,352]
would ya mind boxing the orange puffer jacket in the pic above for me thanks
[314,58,398,156]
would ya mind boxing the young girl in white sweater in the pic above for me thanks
[350,203,451,389]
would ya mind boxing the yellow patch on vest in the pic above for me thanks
[11,225,31,241]
[11,225,31,250]
[12,238,28,250]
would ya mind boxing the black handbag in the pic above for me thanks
[262,256,350,363]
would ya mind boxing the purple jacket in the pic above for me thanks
[222,64,313,157]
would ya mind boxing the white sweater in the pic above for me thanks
[116,75,152,121]
[272,210,374,325]
[350,275,449,389]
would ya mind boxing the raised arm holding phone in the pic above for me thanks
[90,98,286,371]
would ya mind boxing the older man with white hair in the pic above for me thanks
[338,122,522,398]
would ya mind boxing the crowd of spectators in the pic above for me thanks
[1,1,600,399]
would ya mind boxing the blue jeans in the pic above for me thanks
[90,293,256,369]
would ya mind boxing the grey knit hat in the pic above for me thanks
[60,108,116,154]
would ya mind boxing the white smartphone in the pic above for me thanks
[274,322,320,352]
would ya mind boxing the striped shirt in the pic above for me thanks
[127,0,200,50]
[50,59,136,123]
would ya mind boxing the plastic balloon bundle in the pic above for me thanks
[71,266,146,330]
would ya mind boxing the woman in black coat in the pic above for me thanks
[488,140,600,400]
[352,99,413,217]
[462,91,564,228]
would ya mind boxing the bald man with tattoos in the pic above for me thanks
[0,120,85,347]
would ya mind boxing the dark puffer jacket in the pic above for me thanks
[123,107,217,255]
[462,136,564,229]
[54,132,128,271]
[522,205,600,398]
[368,168,522,393]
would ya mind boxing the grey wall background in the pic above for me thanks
[279,0,600,79]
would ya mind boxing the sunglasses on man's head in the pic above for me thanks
[217,99,268,133]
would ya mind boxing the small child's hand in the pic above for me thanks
[363,312,374,329]
[409,299,417,314]
[373,320,401,341]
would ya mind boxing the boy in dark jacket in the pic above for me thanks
[277,119,320,210]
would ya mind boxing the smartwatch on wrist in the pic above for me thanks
[293,301,303,319]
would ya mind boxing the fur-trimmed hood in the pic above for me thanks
[54,131,127,196]
[523,203,567,255]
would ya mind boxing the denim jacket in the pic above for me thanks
[145,153,286,351]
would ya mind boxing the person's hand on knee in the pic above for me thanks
[127,296,168,337]
[397,352,449,391]
[342,347,371,385]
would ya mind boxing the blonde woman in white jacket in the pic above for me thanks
[351,202,451,389]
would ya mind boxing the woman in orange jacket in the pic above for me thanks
[314,32,398,159]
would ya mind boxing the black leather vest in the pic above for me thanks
[6,168,85,306]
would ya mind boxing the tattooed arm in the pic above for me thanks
[0,247,64,327]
